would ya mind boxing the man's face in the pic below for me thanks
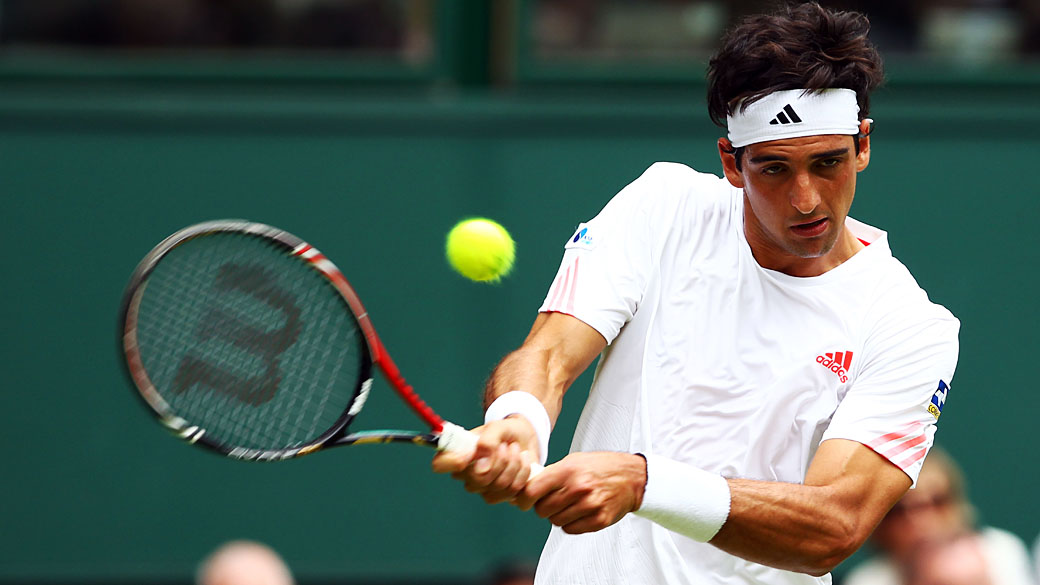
[719,127,870,277]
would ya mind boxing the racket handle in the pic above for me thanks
[438,422,544,477]
[437,422,479,454]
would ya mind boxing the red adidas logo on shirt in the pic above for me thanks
[817,351,853,383]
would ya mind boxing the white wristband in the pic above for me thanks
[633,454,731,543]
[484,391,551,465]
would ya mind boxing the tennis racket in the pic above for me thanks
[119,219,485,462]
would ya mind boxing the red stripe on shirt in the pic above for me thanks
[895,447,928,470]
[566,257,580,314]
[866,423,919,450]
[881,432,927,460]
[548,263,571,309]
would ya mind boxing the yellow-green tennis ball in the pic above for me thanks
[445,218,515,282]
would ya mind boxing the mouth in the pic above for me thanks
[790,217,829,238]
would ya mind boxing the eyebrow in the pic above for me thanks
[748,147,850,164]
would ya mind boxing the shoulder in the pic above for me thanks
[639,161,718,182]
[870,260,958,328]
[848,226,959,340]
[843,231,960,397]
[634,162,731,197]
[580,162,739,253]
[860,274,959,374]
[614,162,737,220]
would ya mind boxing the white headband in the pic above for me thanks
[726,88,860,148]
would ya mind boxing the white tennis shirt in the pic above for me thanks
[534,162,960,585]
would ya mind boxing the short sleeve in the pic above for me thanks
[539,164,669,343]
[821,309,960,486]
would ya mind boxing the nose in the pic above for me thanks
[790,172,821,215]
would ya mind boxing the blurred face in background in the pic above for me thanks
[908,534,995,585]
[870,458,970,566]
[197,541,294,585]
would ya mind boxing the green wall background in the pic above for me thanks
[1,75,1037,582]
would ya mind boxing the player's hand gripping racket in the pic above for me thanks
[120,219,542,472]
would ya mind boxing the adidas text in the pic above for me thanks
[816,355,849,383]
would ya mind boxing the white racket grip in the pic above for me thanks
[437,422,544,477]
[437,422,479,456]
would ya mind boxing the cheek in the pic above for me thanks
[744,191,783,226]
[824,172,857,210]
[743,180,783,214]
[844,171,858,195]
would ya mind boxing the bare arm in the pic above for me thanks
[520,438,910,576]
[431,312,606,502]
[710,438,911,575]
[483,311,607,425]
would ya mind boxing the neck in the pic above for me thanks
[745,216,865,277]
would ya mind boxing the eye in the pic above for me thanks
[818,158,842,168]
[762,164,785,176]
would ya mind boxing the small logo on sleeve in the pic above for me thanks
[565,223,595,250]
[928,380,949,419]
[816,351,852,383]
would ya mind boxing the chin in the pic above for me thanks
[789,237,838,260]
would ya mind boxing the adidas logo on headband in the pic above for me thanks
[769,104,803,125]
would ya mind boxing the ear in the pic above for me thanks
[718,138,744,188]
[856,118,872,172]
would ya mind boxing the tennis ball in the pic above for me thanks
[445,218,515,282]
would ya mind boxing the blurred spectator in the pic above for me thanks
[274,0,407,50]
[916,0,1023,64]
[0,0,278,48]
[905,533,995,585]
[843,447,1034,585]
[1019,0,1040,54]
[3,0,1039,66]
[487,559,536,585]
[0,0,427,55]
[197,540,294,585]
[529,0,1040,61]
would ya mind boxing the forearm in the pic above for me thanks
[484,345,566,425]
[483,312,606,426]
[636,440,910,576]
[710,479,865,576]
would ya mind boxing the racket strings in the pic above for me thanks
[134,233,363,452]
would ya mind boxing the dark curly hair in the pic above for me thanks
[707,2,884,129]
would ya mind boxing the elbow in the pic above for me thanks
[801,519,870,577]
[803,542,858,577]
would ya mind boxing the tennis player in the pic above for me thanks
[434,3,960,584]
